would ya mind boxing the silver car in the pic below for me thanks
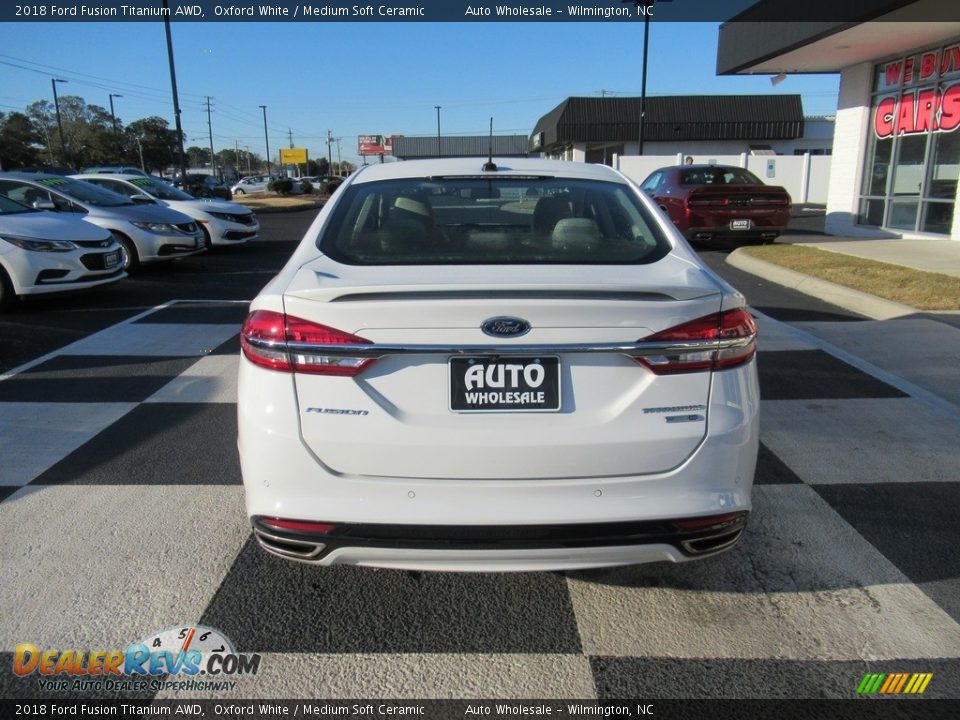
[75,174,260,248]
[231,175,303,195]
[0,173,204,272]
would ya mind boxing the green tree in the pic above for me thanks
[186,146,211,168]
[0,112,43,170]
[125,117,179,175]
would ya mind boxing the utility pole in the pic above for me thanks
[51,78,69,169]
[205,96,217,179]
[327,129,333,174]
[162,2,187,182]
[108,93,122,139]
[260,105,270,175]
[244,145,252,175]
[435,105,441,158]
[288,128,294,147]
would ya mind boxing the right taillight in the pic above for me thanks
[636,308,757,375]
[240,309,375,377]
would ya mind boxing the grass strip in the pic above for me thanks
[738,244,960,311]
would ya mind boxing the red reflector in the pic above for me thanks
[674,513,740,530]
[261,518,336,535]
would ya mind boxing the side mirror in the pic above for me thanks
[33,200,56,210]
[130,194,155,204]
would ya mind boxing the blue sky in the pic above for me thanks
[0,21,840,165]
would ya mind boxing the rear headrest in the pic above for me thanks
[392,196,431,219]
[551,218,601,253]
[532,196,572,233]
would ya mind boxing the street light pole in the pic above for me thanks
[637,13,650,156]
[435,105,441,158]
[260,105,271,175]
[51,78,69,169]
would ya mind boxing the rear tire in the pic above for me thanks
[113,232,140,273]
[234,189,245,195]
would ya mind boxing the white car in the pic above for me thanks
[238,158,759,572]
[0,194,124,309]
[231,175,303,195]
[75,174,260,248]
[0,173,204,272]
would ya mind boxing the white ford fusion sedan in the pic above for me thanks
[238,158,759,572]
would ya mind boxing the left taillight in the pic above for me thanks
[636,308,757,375]
[240,309,375,377]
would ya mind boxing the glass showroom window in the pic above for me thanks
[859,41,960,234]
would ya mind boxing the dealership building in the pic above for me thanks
[718,0,960,239]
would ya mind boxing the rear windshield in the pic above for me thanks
[680,168,763,186]
[319,176,670,265]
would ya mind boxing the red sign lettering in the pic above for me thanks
[915,89,938,132]
[885,61,902,87]
[873,83,960,137]
[895,92,916,134]
[920,52,937,81]
[874,97,897,138]
[941,83,960,132]
[904,57,915,83]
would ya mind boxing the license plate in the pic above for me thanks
[449,356,560,412]
[103,251,119,269]
[730,219,752,230]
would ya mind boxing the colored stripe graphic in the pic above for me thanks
[858,672,933,694]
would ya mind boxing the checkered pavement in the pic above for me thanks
[1,300,958,700]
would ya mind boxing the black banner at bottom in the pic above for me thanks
[2,699,959,720]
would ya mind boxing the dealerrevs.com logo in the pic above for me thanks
[13,625,260,693]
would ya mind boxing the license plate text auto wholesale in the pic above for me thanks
[730,219,752,230]
[449,356,560,412]
[104,251,119,269]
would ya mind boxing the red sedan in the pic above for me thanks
[640,165,791,243]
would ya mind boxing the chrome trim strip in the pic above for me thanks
[243,335,755,358]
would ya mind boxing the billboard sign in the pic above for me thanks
[279,148,309,165]
[358,135,395,156]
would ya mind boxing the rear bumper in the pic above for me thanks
[251,512,748,571]
[238,356,759,571]
[684,227,785,241]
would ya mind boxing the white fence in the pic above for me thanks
[614,153,832,205]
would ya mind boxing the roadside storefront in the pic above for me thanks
[717,1,960,240]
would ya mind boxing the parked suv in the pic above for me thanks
[0,173,204,271]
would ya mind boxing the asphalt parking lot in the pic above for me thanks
[1,209,958,702]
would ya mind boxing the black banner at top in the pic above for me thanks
[1,0,956,23]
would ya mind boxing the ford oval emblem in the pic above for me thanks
[481,316,531,338]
